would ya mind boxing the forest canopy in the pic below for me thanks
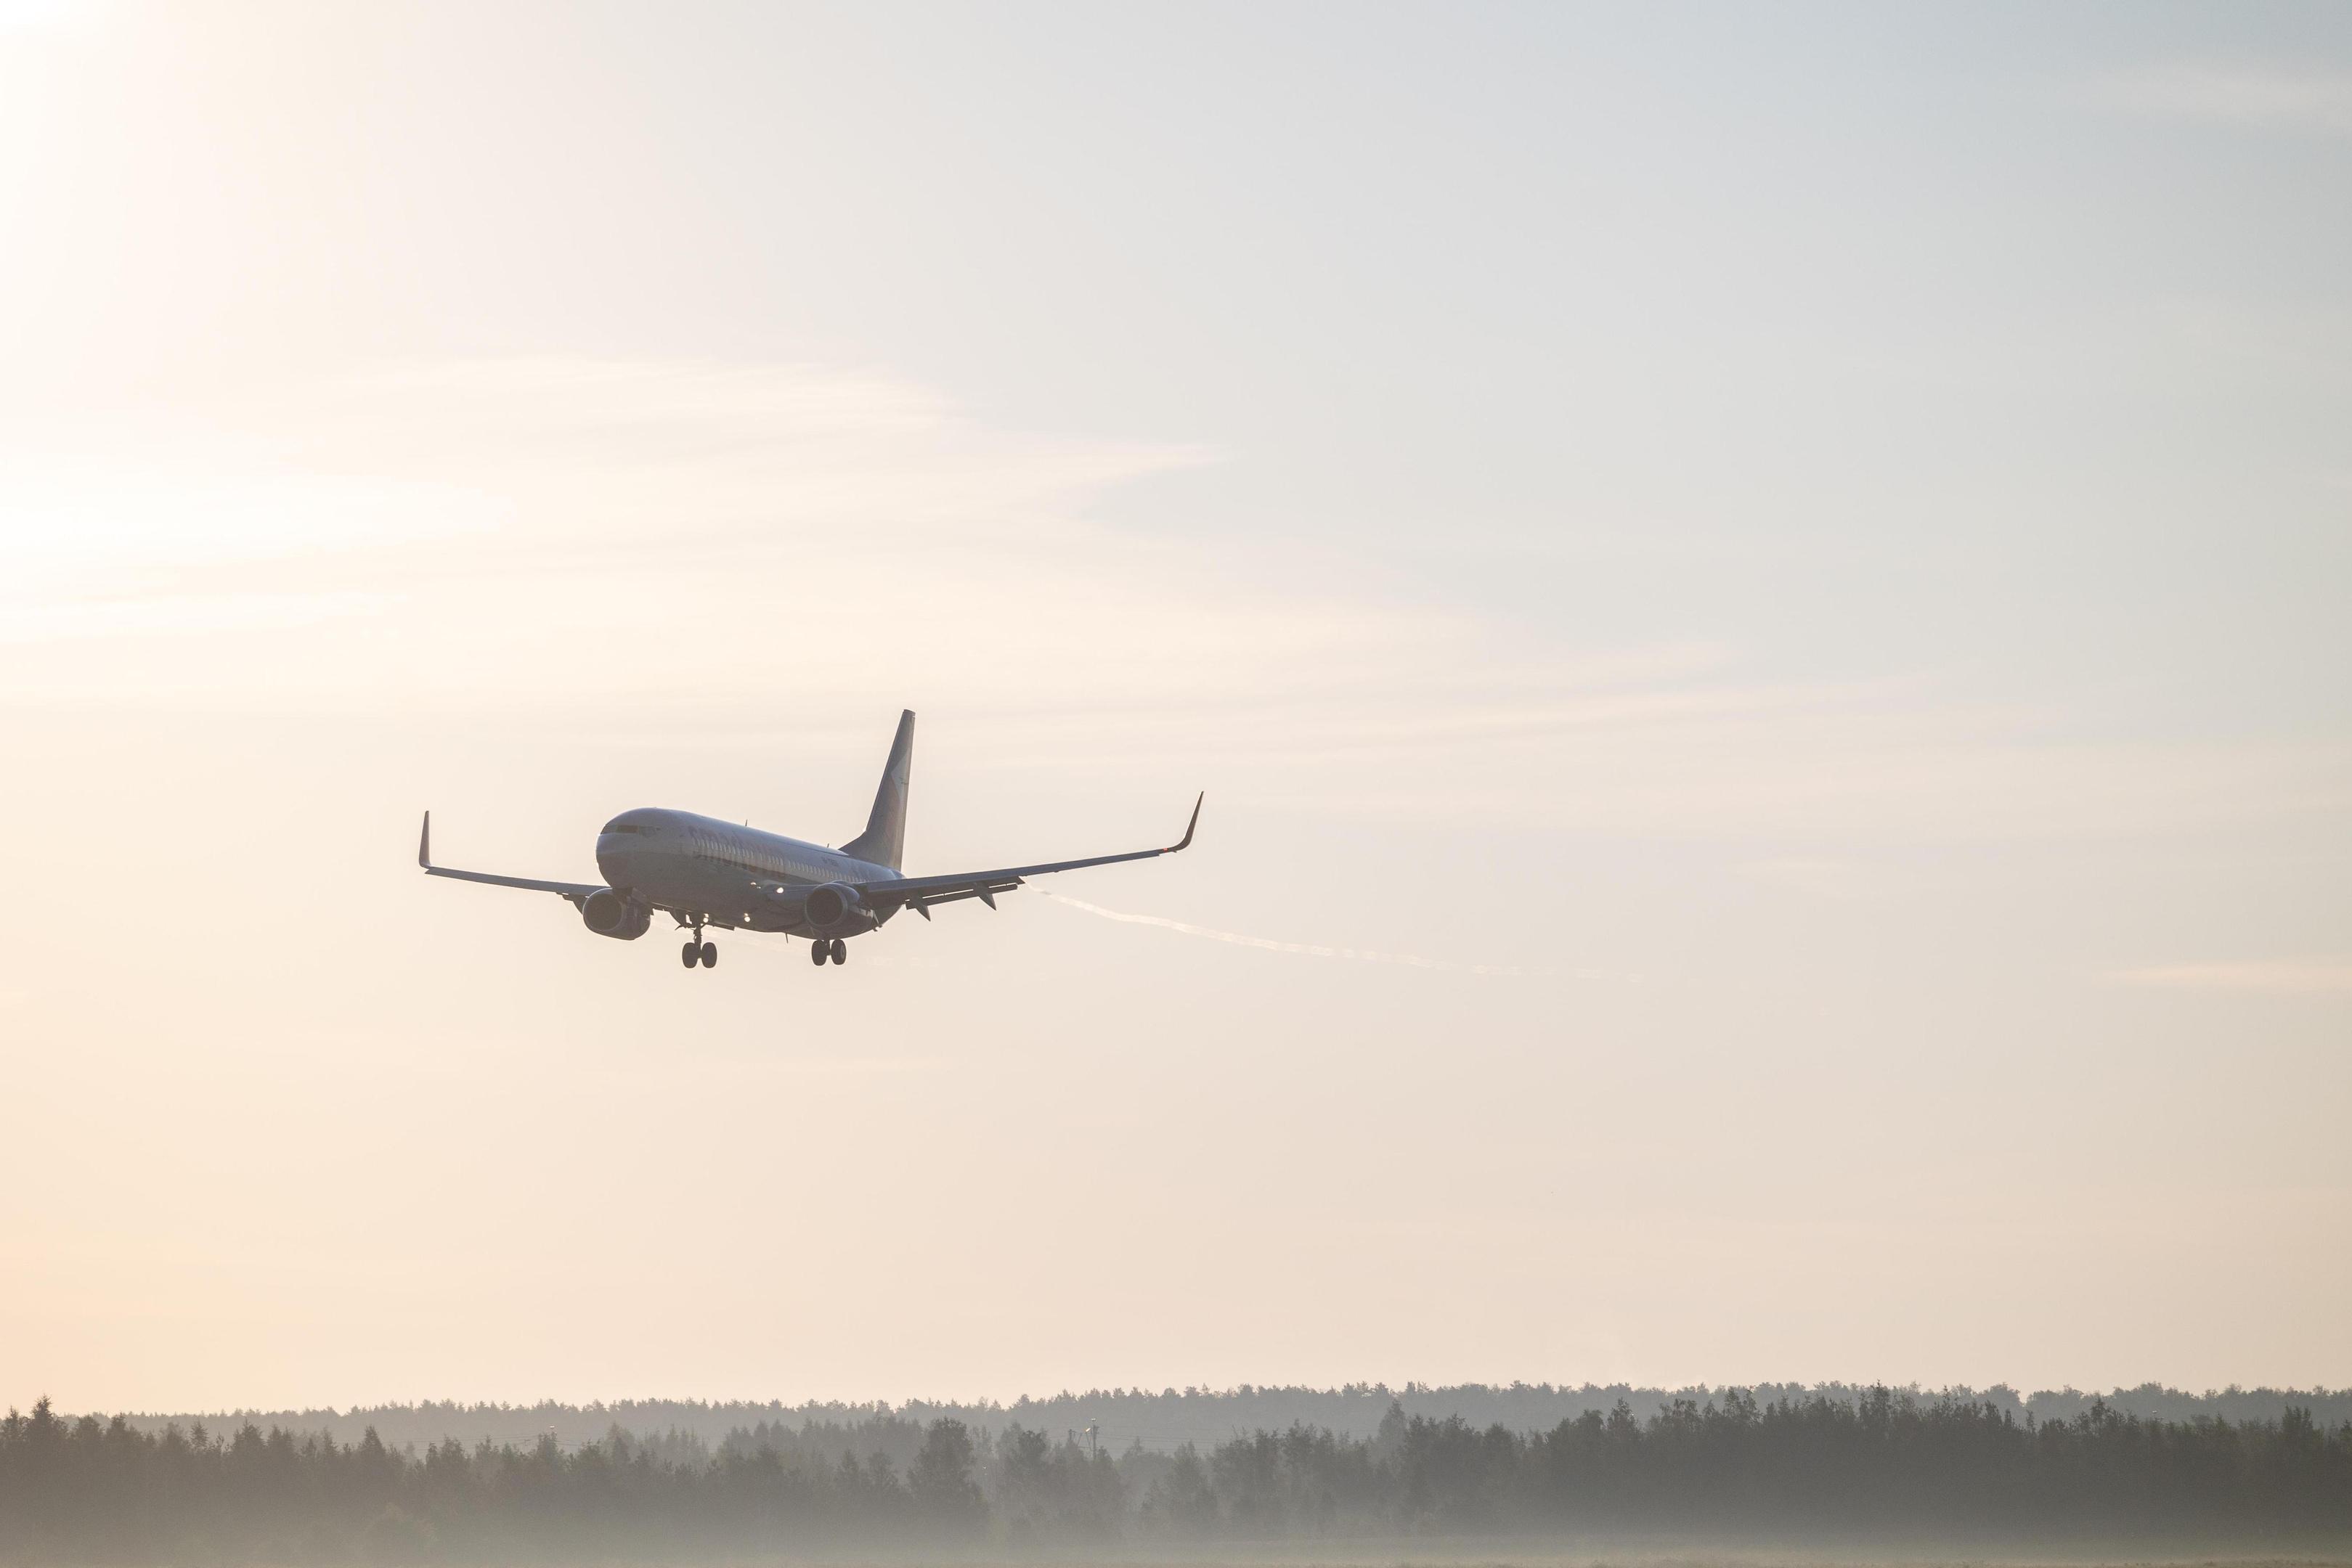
[116,1379,2352,1453]
[4,1387,2350,1561]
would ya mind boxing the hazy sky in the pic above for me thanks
[2,1,2347,1415]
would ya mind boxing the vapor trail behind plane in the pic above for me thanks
[1040,891,1599,979]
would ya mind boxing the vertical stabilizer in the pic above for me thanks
[842,709,914,870]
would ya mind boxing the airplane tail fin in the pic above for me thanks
[842,709,914,870]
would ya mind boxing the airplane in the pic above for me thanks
[418,710,1200,970]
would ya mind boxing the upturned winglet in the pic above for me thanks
[1169,792,1203,853]
[418,810,431,869]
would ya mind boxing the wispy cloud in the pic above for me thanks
[0,450,503,640]
[1736,856,1874,901]
[0,0,89,30]
[7,357,2341,853]
[0,590,396,644]
[758,1055,951,1076]
[2109,960,2352,995]
[2088,63,2352,137]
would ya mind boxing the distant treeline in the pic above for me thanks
[7,1389,2350,1561]
[122,1379,2352,1454]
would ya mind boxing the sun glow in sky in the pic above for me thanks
[1,2,2348,1413]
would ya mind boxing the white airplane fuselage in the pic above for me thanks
[595,809,896,936]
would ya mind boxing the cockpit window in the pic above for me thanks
[602,820,646,836]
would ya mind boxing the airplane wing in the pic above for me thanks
[418,812,606,905]
[857,793,1200,918]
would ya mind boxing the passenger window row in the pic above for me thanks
[671,828,860,886]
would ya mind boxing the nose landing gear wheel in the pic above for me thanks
[681,940,701,968]
[810,941,829,966]
[828,937,847,965]
[699,942,717,968]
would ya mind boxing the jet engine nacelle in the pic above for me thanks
[580,889,652,941]
[802,881,877,936]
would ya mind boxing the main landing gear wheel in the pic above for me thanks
[828,937,847,965]
[699,942,717,968]
[809,941,829,966]
[681,940,701,968]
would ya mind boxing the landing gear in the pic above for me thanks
[681,940,701,968]
[700,942,717,968]
[681,918,714,971]
[828,937,847,965]
[810,941,829,966]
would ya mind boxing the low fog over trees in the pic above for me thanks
[5,1387,2349,1561]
